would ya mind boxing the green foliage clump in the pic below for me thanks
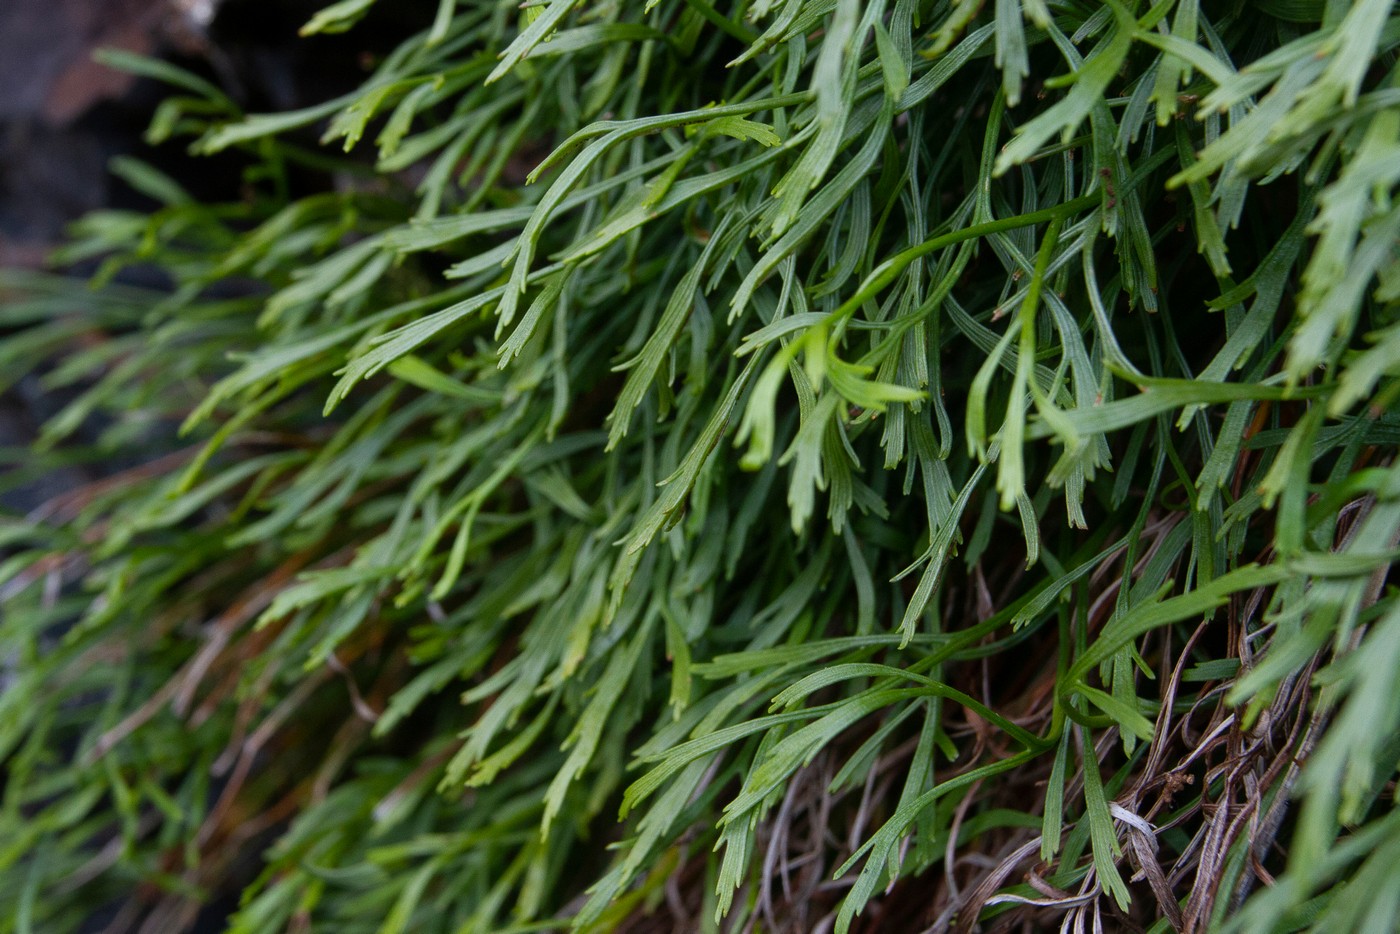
[2,1,1399,930]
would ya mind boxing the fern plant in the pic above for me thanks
[1,1,1398,931]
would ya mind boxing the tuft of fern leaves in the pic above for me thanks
[1,1,1399,931]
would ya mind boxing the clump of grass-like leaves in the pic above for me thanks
[2,1,1398,931]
